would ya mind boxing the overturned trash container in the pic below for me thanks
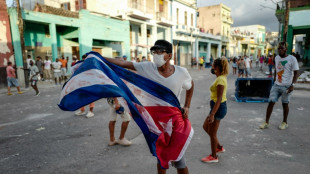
[235,78,274,103]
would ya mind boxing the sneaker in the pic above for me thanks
[18,91,23,94]
[108,140,118,146]
[75,110,86,116]
[8,93,13,96]
[216,146,225,153]
[117,138,132,146]
[35,92,40,96]
[279,122,288,130]
[259,122,269,129]
[201,155,218,163]
[85,111,94,118]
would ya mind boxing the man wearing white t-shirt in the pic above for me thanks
[105,40,194,174]
[43,56,52,82]
[244,55,252,77]
[52,58,62,85]
[260,42,299,130]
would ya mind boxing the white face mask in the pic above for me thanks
[153,54,166,67]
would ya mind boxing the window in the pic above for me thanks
[45,25,50,38]
[184,11,187,25]
[191,13,193,26]
[212,13,215,17]
[159,0,164,12]
[139,27,141,36]
[210,29,213,34]
[61,2,71,10]
[204,45,207,51]
[176,8,179,24]
[147,29,151,38]
[75,0,86,11]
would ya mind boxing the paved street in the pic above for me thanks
[1,66,310,174]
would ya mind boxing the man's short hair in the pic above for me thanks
[150,40,172,53]
[278,41,288,48]
[8,61,12,65]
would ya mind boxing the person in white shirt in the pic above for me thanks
[244,55,252,77]
[260,41,299,130]
[52,58,62,85]
[105,40,194,174]
[43,56,52,82]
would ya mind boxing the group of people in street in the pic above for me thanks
[5,39,299,174]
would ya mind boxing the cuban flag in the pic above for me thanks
[58,52,194,169]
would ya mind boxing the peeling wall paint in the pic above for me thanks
[0,2,14,67]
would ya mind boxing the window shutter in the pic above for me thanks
[83,0,87,9]
[75,0,79,11]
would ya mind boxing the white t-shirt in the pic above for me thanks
[133,62,192,100]
[44,60,51,70]
[275,55,299,86]
[52,61,62,72]
[245,58,251,68]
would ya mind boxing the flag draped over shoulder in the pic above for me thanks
[58,51,194,169]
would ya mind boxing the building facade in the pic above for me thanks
[9,2,130,86]
[197,3,233,58]
[276,0,310,65]
[0,0,15,87]
[231,25,266,59]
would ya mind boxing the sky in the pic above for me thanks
[197,0,280,32]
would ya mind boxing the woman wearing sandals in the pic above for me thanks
[202,57,229,163]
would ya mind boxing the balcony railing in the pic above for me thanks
[128,0,153,15]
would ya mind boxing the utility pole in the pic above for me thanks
[15,0,26,62]
[283,0,290,42]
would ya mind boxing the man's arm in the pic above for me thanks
[104,57,136,71]
[183,80,194,119]
[287,70,298,93]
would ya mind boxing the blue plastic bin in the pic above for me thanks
[235,78,274,103]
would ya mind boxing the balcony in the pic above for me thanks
[221,36,230,43]
[175,24,199,35]
[156,12,174,26]
[222,16,233,25]
[127,1,153,20]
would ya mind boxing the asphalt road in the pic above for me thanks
[1,66,309,174]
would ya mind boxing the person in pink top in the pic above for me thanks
[6,62,23,95]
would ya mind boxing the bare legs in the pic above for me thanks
[109,121,130,142]
[203,118,221,158]
[265,102,289,124]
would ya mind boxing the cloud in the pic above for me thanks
[197,0,279,31]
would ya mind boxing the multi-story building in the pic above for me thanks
[231,25,266,59]
[265,32,279,56]
[0,0,15,87]
[171,0,197,65]
[9,1,130,86]
[276,0,310,65]
[197,3,233,58]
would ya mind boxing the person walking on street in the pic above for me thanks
[29,60,40,96]
[237,57,246,78]
[35,56,44,81]
[199,56,204,71]
[202,58,228,163]
[75,102,95,118]
[6,62,23,95]
[268,55,274,78]
[107,98,132,146]
[59,56,67,82]
[244,55,252,77]
[43,56,52,82]
[260,42,299,130]
[232,57,237,75]
[104,39,194,174]
[52,58,62,85]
